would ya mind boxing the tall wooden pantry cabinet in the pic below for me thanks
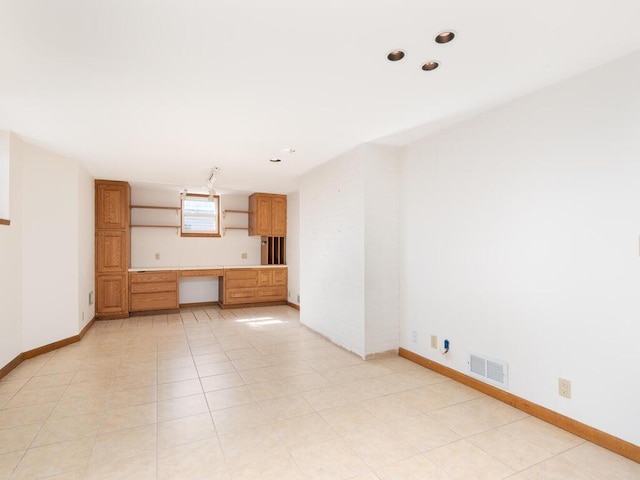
[95,180,130,319]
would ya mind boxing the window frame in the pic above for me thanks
[181,193,221,238]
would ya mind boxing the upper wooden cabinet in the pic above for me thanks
[96,180,130,230]
[248,193,287,236]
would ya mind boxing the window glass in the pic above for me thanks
[181,194,220,237]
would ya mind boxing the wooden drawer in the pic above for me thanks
[224,286,287,304]
[257,270,273,286]
[225,270,260,288]
[130,281,177,294]
[180,269,223,277]
[130,271,177,283]
[130,292,178,311]
[273,269,287,286]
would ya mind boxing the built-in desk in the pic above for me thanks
[127,265,287,313]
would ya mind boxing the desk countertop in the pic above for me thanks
[128,265,287,272]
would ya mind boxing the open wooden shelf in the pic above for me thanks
[131,205,180,210]
[222,209,250,218]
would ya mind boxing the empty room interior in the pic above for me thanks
[0,1,639,479]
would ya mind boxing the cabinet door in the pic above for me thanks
[96,274,128,315]
[271,196,287,236]
[255,196,272,236]
[96,181,129,229]
[96,231,127,273]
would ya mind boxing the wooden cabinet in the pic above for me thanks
[219,267,288,307]
[96,231,128,272]
[96,274,128,315]
[96,181,130,230]
[248,193,287,236]
[129,271,179,312]
[95,180,130,319]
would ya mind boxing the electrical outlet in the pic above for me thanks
[297,294,300,303]
[559,378,571,399]
[155,253,160,260]
[88,291,94,305]
[241,252,248,259]
[412,330,418,343]
[430,335,438,349]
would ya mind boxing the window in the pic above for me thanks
[181,194,220,237]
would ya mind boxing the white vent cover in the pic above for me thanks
[468,353,509,389]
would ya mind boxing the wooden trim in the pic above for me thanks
[398,348,640,463]
[23,317,96,360]
[0,353,24,380]
[287,302,300,311]
[0,317,97,380]
[0,218,10,226]
[179,301,219,308]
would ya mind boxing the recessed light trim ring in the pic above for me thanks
[387,49,406,61]
[435,30,456,44]
[422,61,440,71]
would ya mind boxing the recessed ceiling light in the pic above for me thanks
[435,31,455,44]
[270,158,282,163]
[422,61,439,71]
[387,50,405,61]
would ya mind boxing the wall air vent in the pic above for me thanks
[468,353,509,389]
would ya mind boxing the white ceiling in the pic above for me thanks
[1,0,640,194]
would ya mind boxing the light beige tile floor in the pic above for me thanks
[0,305,638,479]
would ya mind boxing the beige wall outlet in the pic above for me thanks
[559,378,571,399]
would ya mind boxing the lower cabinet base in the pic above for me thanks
[128,308,181,317]
[218,300,288,310]
[96,312,130,320]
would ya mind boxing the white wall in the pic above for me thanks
[0,132,23,366]
[130,186,262,303]
[400,52,640,445]
[0,134,93,358]
[299,144,401,357]
[0,131,10,221]
[78,167,95,330]
[286,191,300,306]
[300,147,366,356]
[21,142,94,350]
[364,145,400,355]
